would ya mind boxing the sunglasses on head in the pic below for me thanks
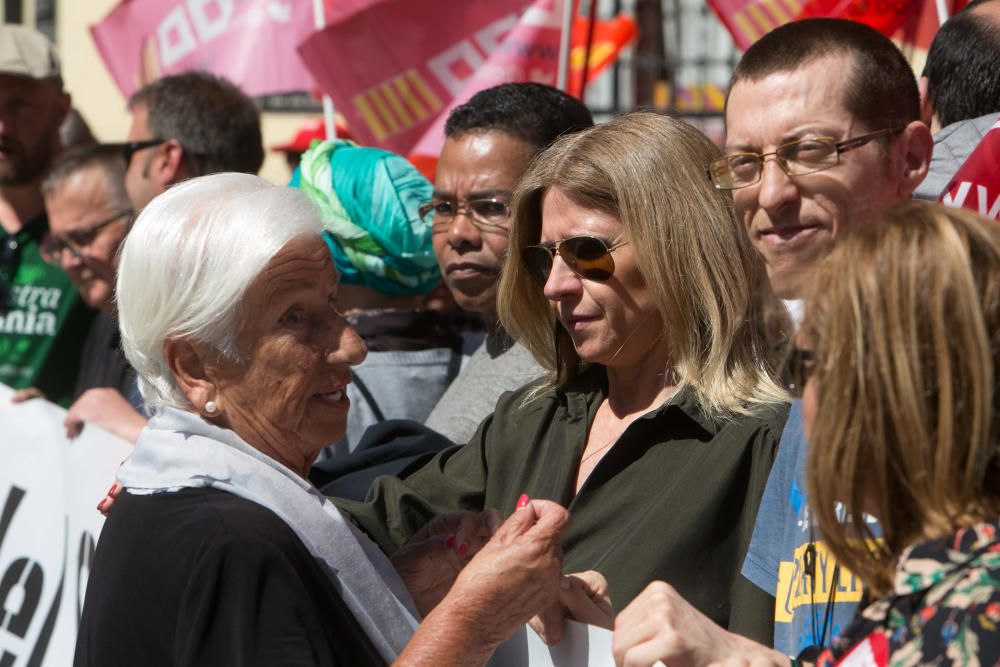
[523,235,629,286]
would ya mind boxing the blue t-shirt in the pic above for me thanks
[741,400,879,656]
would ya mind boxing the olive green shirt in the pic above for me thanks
[336,366,788,643]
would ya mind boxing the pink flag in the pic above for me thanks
[409,0,567,159]
[91,0,319,99]
[297,0,539,155]
[940,119,1000,221]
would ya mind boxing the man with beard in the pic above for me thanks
[0,25,93,406]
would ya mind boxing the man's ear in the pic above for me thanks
[158,138,188,188]
[918,76,937,132]
[896,119,933,199]
[163,337,219,415]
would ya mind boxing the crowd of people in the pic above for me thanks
[1,2,999,665]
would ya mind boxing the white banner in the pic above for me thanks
[0,384,131,667]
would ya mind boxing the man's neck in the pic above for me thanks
[0,182,45,234]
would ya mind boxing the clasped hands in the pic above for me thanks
[390,497,614,648]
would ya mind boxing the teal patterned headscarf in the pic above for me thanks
[291,139,439,296]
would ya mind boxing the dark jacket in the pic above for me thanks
[336,366,789,643]
[76,488,384,667]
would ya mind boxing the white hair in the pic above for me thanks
[116,173,324,410]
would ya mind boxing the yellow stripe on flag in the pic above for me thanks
[406,71,443,113]
[353,94,388,141]
[368,86,401,135]
[379,81,414,129]
[734,9,762,43]
[392,74,428,119]
[762,0,792,24]
[747,2,778,36]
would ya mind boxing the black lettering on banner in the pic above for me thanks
[0,486,69,666]
[0,559,43,637]
[76,532,96,625]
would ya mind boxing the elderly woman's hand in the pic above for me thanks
[391,509,503,616]
[394,499,570,666]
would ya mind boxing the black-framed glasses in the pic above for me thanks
[781,346,816,398]
[707,127,904,190]
[114,138,167,165]
[523,235,629,286]
[418,196,511,235]
[40,208,133,265]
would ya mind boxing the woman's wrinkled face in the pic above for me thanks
[209,236,367,473]
[539,187,663,371]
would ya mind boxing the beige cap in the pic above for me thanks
[0,24,60,80]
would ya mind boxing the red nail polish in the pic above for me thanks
[516,493,530,509]
[107,484,117,496]
[458,542,469,557]
[444,535,455,550]
[96,499,106,512]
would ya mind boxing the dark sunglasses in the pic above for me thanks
[112,138,167,165]
[781,346,816,398]
[523,235,629,286]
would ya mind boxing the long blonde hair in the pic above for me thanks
[804,201,1000,595]
[496,112,788,418]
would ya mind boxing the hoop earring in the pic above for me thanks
[204,400,218,415]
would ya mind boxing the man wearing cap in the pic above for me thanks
[0,25,94,406]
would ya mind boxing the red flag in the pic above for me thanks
[566,13,638,98]
[91,0,320,98]
[795,0,920,37]
[707,0,967,52]
[298,0,538,154]
[940,120,1000,220]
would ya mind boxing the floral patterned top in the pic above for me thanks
[816,519,1000,666]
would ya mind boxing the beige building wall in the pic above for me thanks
[52,0,309,185]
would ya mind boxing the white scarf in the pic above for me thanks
[118,406,419,663]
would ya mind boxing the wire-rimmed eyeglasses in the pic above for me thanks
[40,208,134,265]
[418,196,511,235]
[707,127,904,190]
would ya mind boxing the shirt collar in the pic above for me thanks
[558,364,719,438]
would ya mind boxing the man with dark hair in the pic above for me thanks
[123,71,264,211]
[421,82,593,444]
[723,18,931,300]
[0,25,94,407]
[41,144,146,441]
[611,19,933,665]
[915,0,1000,199]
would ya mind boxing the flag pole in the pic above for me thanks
[934,0,949,26]
[312,0,337,139]
[578,0,598,99]
[556,0,575,91]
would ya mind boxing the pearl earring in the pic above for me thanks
[204,401,218,415]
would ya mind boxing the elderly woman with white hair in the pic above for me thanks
[75,173,570,667]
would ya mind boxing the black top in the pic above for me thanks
[75,488,384,667]
[73,311,135,401]
[337,365,789,643]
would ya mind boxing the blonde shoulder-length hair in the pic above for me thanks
[804,201,1000,596]
[496,111,788,418]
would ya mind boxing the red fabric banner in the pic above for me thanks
[940,120,1000,220]
[566,13,638,98]
[91,0,320,98]
[298,0,541,154]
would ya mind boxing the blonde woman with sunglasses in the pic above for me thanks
[338,112,790,644]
